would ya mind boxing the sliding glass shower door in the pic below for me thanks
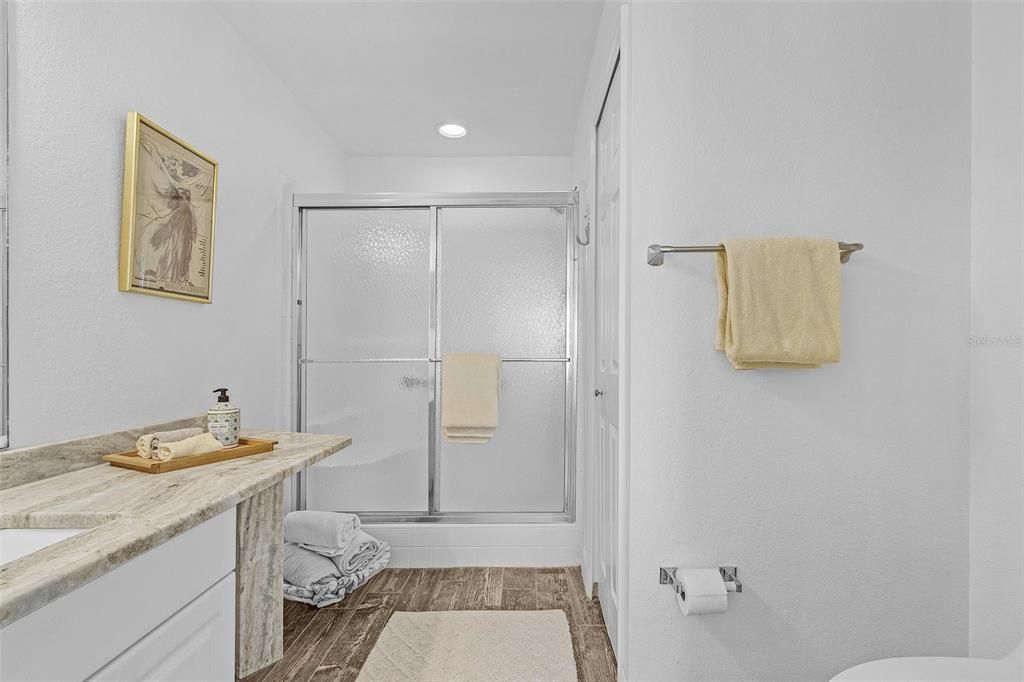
[303,207,432,512]
[296,193,576,522]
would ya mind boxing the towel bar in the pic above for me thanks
[647,242,864,266]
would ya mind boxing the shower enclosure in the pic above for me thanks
[293,192,577,523]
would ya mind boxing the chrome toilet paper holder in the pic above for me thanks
[659,566,742,599]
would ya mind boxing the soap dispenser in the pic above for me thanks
[208,388,240,448]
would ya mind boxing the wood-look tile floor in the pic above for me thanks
[243,566,617,682]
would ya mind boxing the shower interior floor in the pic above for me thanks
[242,566,617,682]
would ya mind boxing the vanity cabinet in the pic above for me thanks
[90,573,234,681]
[0,510,236,681]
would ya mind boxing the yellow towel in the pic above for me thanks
[441,353,500,443]
[715,237,841,369]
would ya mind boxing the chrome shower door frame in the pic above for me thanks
[292,192,579,524]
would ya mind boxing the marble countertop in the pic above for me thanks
[0,430,350,627]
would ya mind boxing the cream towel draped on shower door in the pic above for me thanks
[715,237,841,369]
[441,352,500,443]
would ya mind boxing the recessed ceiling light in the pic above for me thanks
[437,123,467,139]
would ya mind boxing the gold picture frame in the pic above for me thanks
[119,112,218,303]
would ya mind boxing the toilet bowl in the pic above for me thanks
[831,635,1023,681]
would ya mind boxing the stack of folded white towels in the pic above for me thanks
[282,511,390,608]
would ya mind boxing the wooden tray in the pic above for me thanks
[103,437,279,474]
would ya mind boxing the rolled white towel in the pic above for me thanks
[331,530,388,575]
[284,511,360,555]
[154,432,224,462]
[137,427,204,458]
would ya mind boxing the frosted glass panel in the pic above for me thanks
[305,209,430,359]
[439,362,565,512]
[438,207,566,358]
[306,362,429,512]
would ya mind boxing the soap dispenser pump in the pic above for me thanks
[208,388,240,448]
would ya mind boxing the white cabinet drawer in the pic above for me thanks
[89,572,235,682]
[0,509,235,681]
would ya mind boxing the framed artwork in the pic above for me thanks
[119,112,218,303]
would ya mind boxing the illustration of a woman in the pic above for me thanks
[149,185,196,286]
[135,134,211,291]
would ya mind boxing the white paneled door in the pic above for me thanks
[594,59,621,655]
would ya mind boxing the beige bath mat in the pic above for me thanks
[356,610,578,682]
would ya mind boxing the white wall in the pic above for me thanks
[969,0,1024,660]
[626,3,971,679]
[0,0,9,448]
[345,156,569,193]
[7,1,347,447]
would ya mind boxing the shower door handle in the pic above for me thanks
[594,389,604,397]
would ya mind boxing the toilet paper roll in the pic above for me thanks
[674,568,728,616]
